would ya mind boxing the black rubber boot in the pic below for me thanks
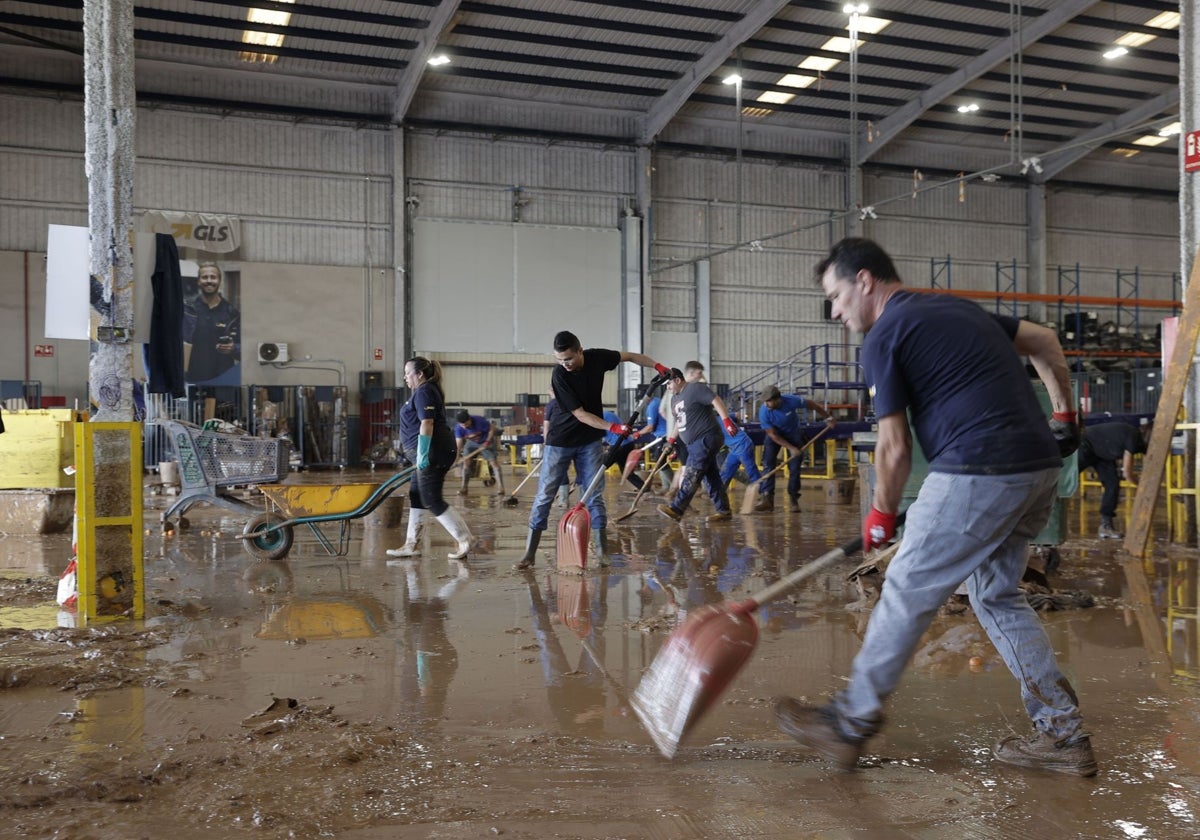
[513,530,542,571]
[594,527,612,567]
[754,493,775,513]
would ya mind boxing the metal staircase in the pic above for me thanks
[728,343,867,421]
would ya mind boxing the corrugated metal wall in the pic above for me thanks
[0,96,394,265]
[0,94,1180,415]
[648,149,1179,395]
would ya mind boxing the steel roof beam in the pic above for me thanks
[858,0,1100,165]
[452,24,701,62]
[639,0,791,145]
[1035,86,1180,181]
[133,7,418,50]
[392,0,462,122]
[457,1,718,42]
[189,0,428,29]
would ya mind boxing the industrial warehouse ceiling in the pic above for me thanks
[0,1,1184,192]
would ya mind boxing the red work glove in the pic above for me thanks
[863,506,898,551]
[608,422,631,437]
[723,417,738,436]
[654,363,670,378]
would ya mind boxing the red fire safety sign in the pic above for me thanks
[1186,130,1200,173]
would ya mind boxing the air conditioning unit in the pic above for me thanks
[257,342,289,364]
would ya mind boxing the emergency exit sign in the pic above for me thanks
[1186,130,1200,173]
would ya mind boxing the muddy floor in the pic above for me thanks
[1,470,1198,839]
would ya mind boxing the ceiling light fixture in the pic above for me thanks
[240,0,296,63]
[1020,157,1043,175]
[957,103,980,113]
[859,205,877,220]
[843,3,868,14]
[1102,46,1129,60]
[427,54,451,66]
[1145,12,1180,30]
[722,74,742,86]
[1158,121,1182,137]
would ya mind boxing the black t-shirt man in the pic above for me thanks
[547,348,621,447]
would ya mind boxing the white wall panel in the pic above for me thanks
[411,219,621,354]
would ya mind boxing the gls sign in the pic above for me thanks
[142,211,241,253]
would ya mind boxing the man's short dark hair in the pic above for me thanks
[553,331,581,353]
[669,368,685,381]
[684,360,704,373]
[815,238,901,285]
[455,410,470,424]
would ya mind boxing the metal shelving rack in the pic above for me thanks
[297,385,348,469]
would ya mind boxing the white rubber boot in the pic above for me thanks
[386,508,426,560]
[436,506,476,560]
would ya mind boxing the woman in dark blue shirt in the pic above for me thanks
[386,356,476,560]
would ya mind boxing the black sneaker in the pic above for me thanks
[993,731,1098,777]
[773,697,864,771]
[1097,520,1122,539]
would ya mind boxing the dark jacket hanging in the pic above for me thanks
[143,233,187,396]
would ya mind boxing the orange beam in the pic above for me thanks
[911,286,1180,310]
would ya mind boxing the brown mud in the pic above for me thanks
[0,472,1198,838]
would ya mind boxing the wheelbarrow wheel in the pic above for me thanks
[243,512,294,561]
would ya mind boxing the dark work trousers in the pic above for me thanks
[761,430,805,500]
[405,446,455,517]
[1077,442,1121,519]
[669,431,731,516]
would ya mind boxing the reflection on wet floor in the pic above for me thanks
[0,473,1199,837]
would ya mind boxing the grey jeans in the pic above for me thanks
[834,467,1085,743]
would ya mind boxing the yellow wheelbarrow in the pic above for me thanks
[240,467,415,561]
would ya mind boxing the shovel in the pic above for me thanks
[622,436,665,482]
[556,374,669,571]
[614,445,674,522]
[739,424,831,515]
[630,512,905,759]
[501,459,542,507]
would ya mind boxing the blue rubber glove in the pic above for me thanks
[417,433,431,469]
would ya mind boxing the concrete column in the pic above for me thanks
[619,214,643,393]
[696,259,711,373]
[1182,1,1200,422]
[633,145,653,392]
[1026,181,1047,324]
[391,126,410,368]
[83,0,135,421]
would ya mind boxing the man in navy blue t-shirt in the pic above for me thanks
[773,237,1095,778]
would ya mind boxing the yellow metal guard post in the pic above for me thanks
[74,422,144,622]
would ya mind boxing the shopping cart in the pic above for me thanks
[156,419,291,528]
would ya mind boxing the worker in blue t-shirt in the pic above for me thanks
[719,413,760,488]
[454,411,504,496]
[755,385,835,512]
